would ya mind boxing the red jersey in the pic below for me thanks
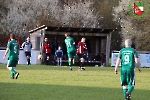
[8,38,20,48]
[43,42,51,53]
[76,41,87,54]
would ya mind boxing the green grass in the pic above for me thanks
[0,64,150,100]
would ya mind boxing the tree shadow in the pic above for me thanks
[0,82,148,100]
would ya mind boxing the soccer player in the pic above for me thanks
[55,46,63,66]
[115,39,141,100]
[43,38,52,65]
[21,37,32,65]
[76,37,88,70]
[64,33,76,70]
[7,37,20,71]
[3,33,19,79]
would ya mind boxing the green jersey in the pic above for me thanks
[7,40,19,60]
[118,47,138,69]
[64,37,75,51]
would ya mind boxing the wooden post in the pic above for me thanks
[105,32,112,66]
[40,29,45,64]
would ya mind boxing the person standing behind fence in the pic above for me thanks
[43,38,52,65]
[21,37,32,65]
[55,46,63,66]
[3,33,19,79]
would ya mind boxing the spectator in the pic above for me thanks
[55,46,63,66]
[43,38,52,65]
[21,37,32,65]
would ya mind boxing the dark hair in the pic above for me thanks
[10,33,15,39]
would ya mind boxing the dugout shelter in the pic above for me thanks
[29,25,116,66]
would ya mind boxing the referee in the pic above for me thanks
[21,37,32,65]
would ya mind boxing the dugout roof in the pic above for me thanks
[29,25,116,34]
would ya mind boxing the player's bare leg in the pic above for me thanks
[122,85,131,100]
[80,58,85,71]
[68,58,73,70]
[7,66,19,79]
[72,58,75,65]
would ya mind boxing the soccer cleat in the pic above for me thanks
[28,62,31,65]
[126,92,131,100]
[81,68,85,71]
[15,73,19,79]
[70,69,73,71]
[128,95,131,100]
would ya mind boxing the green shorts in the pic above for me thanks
[67,49,76,58]
[120,68,135,86]
[67,52,76,58]
[7,60,18,67]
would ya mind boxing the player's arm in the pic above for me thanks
[115,51,121,74]
[115,58,121,74]
[3,47,9,60]
[134,51,141,72]
[18,44,20,55]
[135,58,141,72]
[18,44,20,60]
[3,42,11,60]
[21,42,25,48]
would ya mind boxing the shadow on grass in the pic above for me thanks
[0,82,148,100]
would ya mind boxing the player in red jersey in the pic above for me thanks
[76,37,88,71]
[43,38,52,65]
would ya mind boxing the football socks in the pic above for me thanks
[123,89,127,99]
[128,85,134,94]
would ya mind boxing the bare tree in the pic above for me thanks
[0,0,118,47]
[0,0,101,36]
[113,0,150,50]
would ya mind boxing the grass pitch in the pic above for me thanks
[0,64,150,100]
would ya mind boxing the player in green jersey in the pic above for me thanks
[64,33,76,70]
[115,39,141,100]
[3,33,20,79]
